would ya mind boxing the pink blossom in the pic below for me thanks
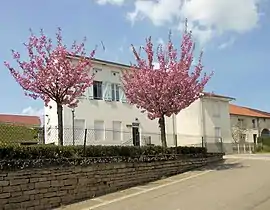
[122,20,213,147]
[5,28,96,145]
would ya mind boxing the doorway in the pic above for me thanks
[132,126,140,146]
[253,134,257,144]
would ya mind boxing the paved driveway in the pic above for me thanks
[58,154,270,210]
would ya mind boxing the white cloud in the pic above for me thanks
[218,38,235,50]
[157,37,165,46]
[95,0,125,6]
[126,0,262,45]
[22,106,44,117]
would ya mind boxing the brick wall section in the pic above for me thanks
[0,155,222,210]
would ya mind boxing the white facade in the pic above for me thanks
[230,114,270,144]
[44,58,233,153]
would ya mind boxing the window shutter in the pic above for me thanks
[120,86,127,103]
[104,82,112,101]
[107,82,112,101]
[87,85,94,100]
[102,82,108,100]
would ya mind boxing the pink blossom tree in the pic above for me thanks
[5,28,95,145]
[122,24,213,147]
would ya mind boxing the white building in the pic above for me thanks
[44,57,234,153]
[230,104,270,144]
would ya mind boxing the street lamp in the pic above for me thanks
[71,108,75,146]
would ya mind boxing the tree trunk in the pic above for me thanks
[158,115,167,148]
[57,103,64,146]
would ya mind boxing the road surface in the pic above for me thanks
[59,154,270,210]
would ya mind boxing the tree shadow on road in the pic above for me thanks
[194,160,247,172]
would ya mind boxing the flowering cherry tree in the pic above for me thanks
[5,28,95,145]
[122,24,213,147]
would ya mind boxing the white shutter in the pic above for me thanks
[87,85,94,100]
[120,86,127,103]
[102,82,108,100]
[107,82,112,101]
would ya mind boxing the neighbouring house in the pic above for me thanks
[44,57,235,153]
[0,114,41,127]
[230,104,270,144]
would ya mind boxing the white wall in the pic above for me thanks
[44,100,58,144]
[44,58,233,151]
[230,115,270,143]
[175,99,202,146]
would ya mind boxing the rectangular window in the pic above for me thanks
[252,119,256,128]
[238,119,244,128]
[214,127,221,141]
[112,121,122,141]
[111,83,120,101]
[93,81,103,100]
[94,120,104,141]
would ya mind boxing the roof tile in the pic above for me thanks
[0,114,41,126]
[229,104,270,118]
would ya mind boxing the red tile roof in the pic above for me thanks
[229,104,270,118]
[0,114,41,126]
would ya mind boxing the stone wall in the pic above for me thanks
[0,154,223,210]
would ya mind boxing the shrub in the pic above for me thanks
[0,145,207,160]
[0,124,39,144]
[257,137,270,147]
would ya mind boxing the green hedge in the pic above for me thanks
[0,124,39,144]
[257,137,270,147]
[0,145,207,160]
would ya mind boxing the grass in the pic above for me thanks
[255,145,270,153]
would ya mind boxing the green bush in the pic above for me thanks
[258,137,270,147]
[0,145,207,160]
[0,124,39,144]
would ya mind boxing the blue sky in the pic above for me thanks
[0,0,269,116]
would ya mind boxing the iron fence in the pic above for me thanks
[44,127,229,153]
[0,124,236,153]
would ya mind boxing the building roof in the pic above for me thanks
[0,114,41,126]
[229,104,270,118]
[68,55,131,68]
[202,92,235,100]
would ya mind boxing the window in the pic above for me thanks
[93,81,103,100]
[111,71,120,77]
[238,119,244,128]
[240,134,246,143]
[94,120,104,141]
[112,121,122,141]
[252,119,256,128]
[214,127,221,141]
[93,68,102,73]
[111,84,120,101]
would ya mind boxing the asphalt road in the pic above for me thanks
[59,154,270,210]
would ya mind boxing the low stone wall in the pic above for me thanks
[0,154,223,210]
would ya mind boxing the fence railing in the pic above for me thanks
[0,124,238,153]
[0,123,44,146]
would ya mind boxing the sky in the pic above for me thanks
[0,0,269,117]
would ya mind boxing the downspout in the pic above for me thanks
[200,98,206,146]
